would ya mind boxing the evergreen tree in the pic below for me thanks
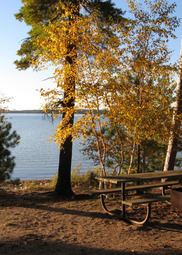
[0,115,20,182]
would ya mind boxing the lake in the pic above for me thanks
[5,113,96,180]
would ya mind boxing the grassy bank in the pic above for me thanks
[1,167,99,192]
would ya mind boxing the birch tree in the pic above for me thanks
[78,0,180,175]
[163,39,182,171]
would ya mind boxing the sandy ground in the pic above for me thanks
[0,182,182,255]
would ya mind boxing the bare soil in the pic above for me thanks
[0,181,182,255]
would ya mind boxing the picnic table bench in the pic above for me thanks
[89,170,182,225]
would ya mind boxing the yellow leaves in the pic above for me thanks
[28,0,178,150]
[105,65,175,144]
[127,0,138,12]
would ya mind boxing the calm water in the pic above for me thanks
[6,113,95,180]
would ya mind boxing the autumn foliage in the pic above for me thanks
[15,0,180,180]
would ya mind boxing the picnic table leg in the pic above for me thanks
[122,182,126,218]
[126,203,152,225]
[100,182,126,219]
[162,186,166,196]
[100,194,122,217]
[121,182,152,225]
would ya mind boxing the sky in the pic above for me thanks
[0,0,182,110]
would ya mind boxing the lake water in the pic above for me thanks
[6,113,95,180]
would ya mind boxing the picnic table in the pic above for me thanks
[91,170,182,225]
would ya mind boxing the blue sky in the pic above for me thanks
[0,0,182,110]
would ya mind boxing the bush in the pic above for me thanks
[52,164,99,188]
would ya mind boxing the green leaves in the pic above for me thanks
[0,115,20,182]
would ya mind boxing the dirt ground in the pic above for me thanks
[0,181,182,255]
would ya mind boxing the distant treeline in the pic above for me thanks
[6,109,104,114]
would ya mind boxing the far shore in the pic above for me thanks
[5,109,104,114]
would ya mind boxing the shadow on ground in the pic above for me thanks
[0,235,182,255]
[1,189,182,233]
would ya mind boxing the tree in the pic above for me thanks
[163,40,182,171]
[102,0,179,173]
[81,128,169,174]
[15,0,126,198]
[0,101,20,182]
[78,0,180,175]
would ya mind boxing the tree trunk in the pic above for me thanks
[54,68,76,198]
[128,142,136,174]
[163,39,182,171]
[54,129,75,198]
[54,1,79,198]
[137,144,141,173]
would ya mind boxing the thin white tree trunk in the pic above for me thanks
[163,39,182,171]
[128,142,136,174]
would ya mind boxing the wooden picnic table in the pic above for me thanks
[95,170,182,225]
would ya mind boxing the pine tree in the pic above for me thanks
[0,115,20,182]
[15,0,126,198]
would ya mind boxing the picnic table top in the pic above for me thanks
[96,170,182,184]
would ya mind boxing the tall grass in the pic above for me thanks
[52,164,100,188]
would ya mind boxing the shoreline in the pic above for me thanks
[4,109,103,114]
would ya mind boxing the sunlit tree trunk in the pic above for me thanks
[163,39,182,171]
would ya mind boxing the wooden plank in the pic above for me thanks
[88,187,121,195]
[96,177,129,184]
[88,180,181,195]
[122,196,170,206]
[96,170,182,184]
[127,180,181,191]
